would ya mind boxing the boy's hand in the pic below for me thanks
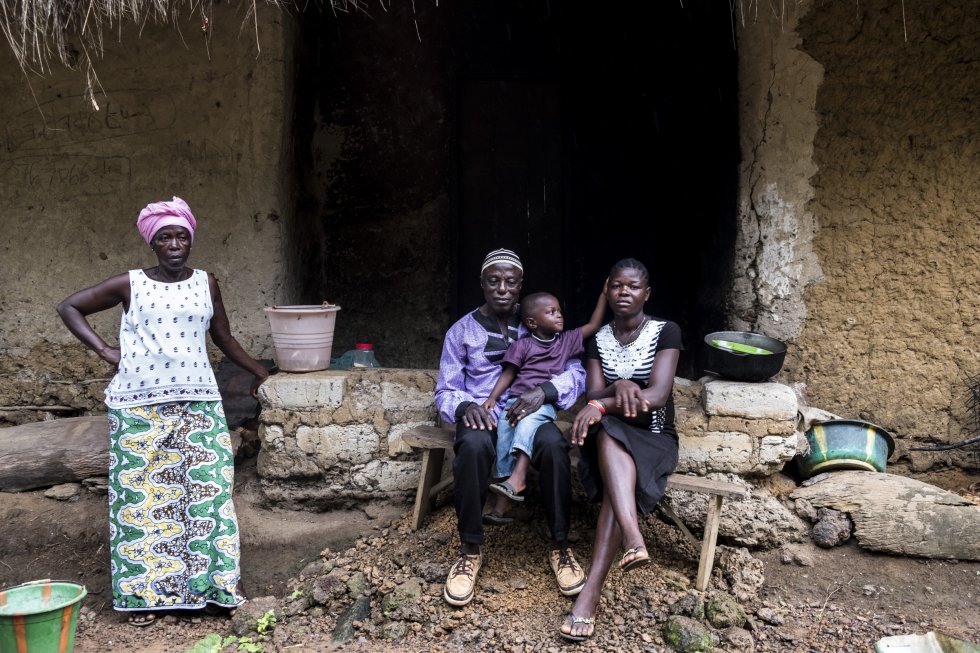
[482,399,495,412]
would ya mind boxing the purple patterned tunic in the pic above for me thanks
[435,307,586,424]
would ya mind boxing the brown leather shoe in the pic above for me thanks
[550,547,587,596]
[443,553,482,606]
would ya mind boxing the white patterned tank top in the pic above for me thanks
[104,269,221,408]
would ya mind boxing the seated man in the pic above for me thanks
[435,248,587,606]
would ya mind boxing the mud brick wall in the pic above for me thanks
[257,371,801,509]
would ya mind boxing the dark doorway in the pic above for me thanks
[452,1,739,375]
[457,78,564,306]
[290,0,737,372]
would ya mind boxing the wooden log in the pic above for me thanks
[791,471,980,561]
[0,416,108,492]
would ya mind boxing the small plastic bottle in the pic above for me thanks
[351,343,380,368]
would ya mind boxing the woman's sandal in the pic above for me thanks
[620,545,651,572]
[127,612,158,628]
[558,613,596,642]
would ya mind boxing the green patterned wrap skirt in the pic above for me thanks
[107,400,244,611]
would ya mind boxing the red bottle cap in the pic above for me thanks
[355,343,373,350]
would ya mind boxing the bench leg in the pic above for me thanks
[410,448,445,531]
[695,495,724,591]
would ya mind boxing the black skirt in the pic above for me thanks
[577,415,679,515]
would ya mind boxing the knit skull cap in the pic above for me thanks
[481,248,523,273]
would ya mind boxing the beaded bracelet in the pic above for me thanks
[587,399,606,415]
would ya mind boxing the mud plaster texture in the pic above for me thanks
[0,4,296,424]
[733,1,980,468]
[731,2,824,344]
[795,1,980,462]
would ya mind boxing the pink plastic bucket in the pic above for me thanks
[264,304,341,372]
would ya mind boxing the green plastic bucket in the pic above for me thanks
[0,581,87,653]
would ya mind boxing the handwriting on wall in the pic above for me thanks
[4,90,176,153]
[0,155,132,202]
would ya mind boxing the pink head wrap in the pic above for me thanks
[136,196,197,245]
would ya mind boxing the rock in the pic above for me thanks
[778,543,815,567]
[662,615,713,652]
[413,561,445,583]
[703,380,798,421]
[705,592,746,629]
[431,532,451,545]
[755,607,785,626]
[312,572,348,605]
[332,596,371,643]
[718,547,764,603]
[81,477,108,495]
[382,621,409,640]
[669,593,705,620]
[663,570,692,591]
[812,508,852,548]
[283,593,310,617]
[382,578,424,614]
[793,498,819,523]
[230,595,279,636]
[347,571,368,597]
[667,475,808,549]
[44,483,81,501]
[507,577,527,590]
[720,626,754,652]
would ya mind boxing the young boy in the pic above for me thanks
[482,287,607,520]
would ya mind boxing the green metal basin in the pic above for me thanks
[798,419,895,478]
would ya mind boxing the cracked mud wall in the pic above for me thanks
[731,4,824,343]
[735,1,979,463]
[0,4,296,424]
[797,1,980,455]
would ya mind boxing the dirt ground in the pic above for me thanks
[1,462,978,653]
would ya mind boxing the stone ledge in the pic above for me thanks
[257,370,803,508]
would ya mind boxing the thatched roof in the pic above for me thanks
[0,0,357,101]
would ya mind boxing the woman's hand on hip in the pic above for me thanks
[100,345,121,368]
[572,404,602,446]
[505,386,546,426]
[612,379,650,418]
[463,403,497,430]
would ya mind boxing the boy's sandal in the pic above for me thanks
[620,545,651,572]
[127,612,157,627]
[558,613,596,642]
[483,510,514,525]
[489,481,525,502]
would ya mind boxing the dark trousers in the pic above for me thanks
[453,420,571,545]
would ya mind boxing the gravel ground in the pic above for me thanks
[69,492,980,653]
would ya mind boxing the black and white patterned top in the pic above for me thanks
[585,318,683,434]
[104,269,221,408]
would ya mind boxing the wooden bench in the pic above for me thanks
[402,423,748,591]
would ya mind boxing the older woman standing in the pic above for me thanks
[57,197,268,626]
[559,258,682,642]
[435,249,587,607]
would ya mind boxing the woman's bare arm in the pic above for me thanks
[207,273,269,397]
[56,273,131,366]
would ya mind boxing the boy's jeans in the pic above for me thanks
[495,397,556,478]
